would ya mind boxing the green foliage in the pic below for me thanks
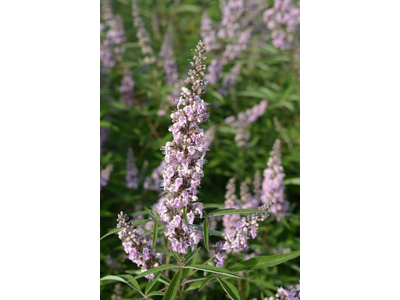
[217,278,244,300]
[203,218,210,252]
[229,251,300,272]
[163,270,182,300]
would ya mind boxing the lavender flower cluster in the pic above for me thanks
[117,212,162,280]
[204,0,263,86]
[225,100,268,147]
[265,281,300,300]
[156,40,209,254]
[160,27,179,88]
[215,202,272,267]
[263,0,300,50]
[100,0,126,69]
[240,181,259,209]
[100,164,113,190]
[218,0,244,39]
[126,147,139,190]
[201,13,220,51]
[144,125,215,191]
[120,74,135,107]
[206,28,252,85]
[261,139,289,220]
[143,161,166,191]
[132,0,156,64]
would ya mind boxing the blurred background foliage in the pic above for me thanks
[101,0,299,298]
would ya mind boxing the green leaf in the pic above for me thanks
[183,265,243,279]
[152,217,159,248]
[163,270,182,300]
[100,228,119,241]
[173,4,200,13]
[170,251,182,264]
[207,208,261,217]
[229,250,300,272]
[100,275,143,296]
[145,273,160,295]
[284,177,300,185]
[217,278,244,300]
[118,275,142,293]
[148,291,165,296]
[184,247,201,266]
[237,91,267,99]
[132,264,178,280]
[183,206,189,225]
[198,277,215,291]
[148,209,157,220]
[203,218,210,252]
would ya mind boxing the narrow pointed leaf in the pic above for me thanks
[183,265,243,279]
[163,270,181,300]
[203,218,210,252]
[184,247,201,266]
[183,206,189,225]
[148,291,165,296]
[152,217,159,248]
[100,228,119,241]
[148,209,157,220]
[100,275,143,296]
[229,250,300,272]
[170,251,182,264]
[207,209,261,217]
[118,275,142,293]
[131,264,178,280]
[217,278,244,300]
[159,273,171,284]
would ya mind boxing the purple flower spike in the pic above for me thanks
[157,41,210,254]
[261,140,289,221]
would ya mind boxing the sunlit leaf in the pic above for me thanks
[131,264,178,280]
[229,251,300,272]
[183,265,243,279]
